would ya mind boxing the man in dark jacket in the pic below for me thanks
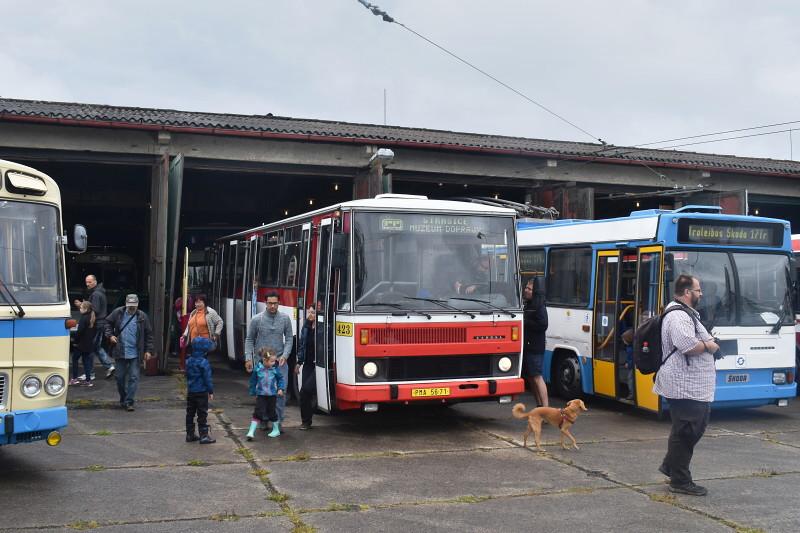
[104,294,154,411]
[74,275,115,379]
[523,277,549,407]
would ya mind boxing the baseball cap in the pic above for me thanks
[125,294,139,306]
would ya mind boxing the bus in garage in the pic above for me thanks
[209,194,524,413]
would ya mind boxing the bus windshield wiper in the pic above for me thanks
[358,302,431,320]
[403,296,476,319]
[449,296,516,318]
[769,304,788,334]
[0,274,25,317]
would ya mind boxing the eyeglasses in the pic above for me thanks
[688,288,703,294]
[266,301,280,306]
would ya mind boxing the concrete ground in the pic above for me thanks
[1,359,798,533]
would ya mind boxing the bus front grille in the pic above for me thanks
[366,327,467,345]
[0,373,7,410]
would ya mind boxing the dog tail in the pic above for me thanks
[512,403,530,419]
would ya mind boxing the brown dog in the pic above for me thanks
[512,399,588,451]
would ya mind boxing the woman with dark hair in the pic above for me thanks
[522,277,549,407]
[181,294,224,350]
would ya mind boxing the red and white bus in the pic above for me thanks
[209,194,524,412]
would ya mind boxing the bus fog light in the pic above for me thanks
[498,357,512,372]
[363,362,378,378]
[498,395,512,404]
[45,374,65,395]
[46,431,62,446]
[363,403,379,412]
[22,376,42,398]
[772,372,787,385]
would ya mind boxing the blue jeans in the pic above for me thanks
[71,349,93,380]
[115,357,140,406]
[93,328,114,369]
[276,363,289,422]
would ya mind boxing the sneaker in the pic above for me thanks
[668,483,707,496]
[105,366,116,379]
[298,423,311,431]
[199,435,216,444]
[125,404,135,412]
[186,433,200,442]
[658,464,671,478]
[77,374,86,381]
[68,378,81,386]
[90,373,96,381]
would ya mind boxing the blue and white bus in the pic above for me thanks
[518,205,797,413]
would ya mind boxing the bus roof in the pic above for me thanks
[218,194,517,242]
[518,205,791,249]
[0,158,61,204]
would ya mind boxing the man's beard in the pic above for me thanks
[691,294,700,308]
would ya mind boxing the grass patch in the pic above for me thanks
[67,520,100,530]
[251,468,271,477]
[187,460,209,467]
[291,524,317,533]
[324,502,363,512]
[753,469,779,478]
[735,528,766,533]
[93,430,112,436]
[648,493,677,504]
[84,465,106,472]
[268,492,290,503]
[210,511,239,522]
[454,495,489,504]
[284,451,310,462]
[236,447,255,461]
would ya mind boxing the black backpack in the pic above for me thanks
[633,304,694,375]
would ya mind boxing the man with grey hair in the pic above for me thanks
[104,294,154,411]
[74,274,115,379]
[654,274,719,496]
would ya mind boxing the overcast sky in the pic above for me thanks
[1,1,798,161]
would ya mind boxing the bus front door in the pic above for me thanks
[313,219,334,412]
[592,250,620,398]
[633,246,664,412]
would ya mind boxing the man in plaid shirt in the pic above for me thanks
[654,274,719,496]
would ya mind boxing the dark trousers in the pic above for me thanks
[186,392,210,435]
[662,398,711,486]
[252,395,278,423]
[299,364,317,426]
[71,349,93,380]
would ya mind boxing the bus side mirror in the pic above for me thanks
[69,224,88,254]
[790,255,798,285]
[331,233,348,269]
[664,254,674,283]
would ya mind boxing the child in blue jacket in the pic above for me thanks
[247,348,286,440]
[186,337,215,444]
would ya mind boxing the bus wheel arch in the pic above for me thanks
[551,349,583,399]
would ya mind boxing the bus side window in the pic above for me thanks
[546,248,591,307]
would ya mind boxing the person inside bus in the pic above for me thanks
[454,255,491,295]
[522,277,549,407]
[181,294,223,353]
[618,328,635,400]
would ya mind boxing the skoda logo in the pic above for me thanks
[736,356,745,367]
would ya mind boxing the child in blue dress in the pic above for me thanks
[246,348,285,440]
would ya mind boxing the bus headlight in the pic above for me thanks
[363,361,378,378]
[498,356,512,372]
[772,371,787,385]
[22,376,42,398]
[45,374,66,395]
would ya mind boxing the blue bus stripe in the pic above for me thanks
[0,318,70,338]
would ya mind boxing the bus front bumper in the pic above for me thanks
[0,406,68,446]
[710,369,796,409]
[335,378,525,410]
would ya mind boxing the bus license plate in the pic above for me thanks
[726,373,750,383]
[411,387,450,398]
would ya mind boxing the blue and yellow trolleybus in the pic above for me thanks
[518,205,797,413]
[0,159,86,446]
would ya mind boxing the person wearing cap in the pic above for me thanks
[104,294,155,411]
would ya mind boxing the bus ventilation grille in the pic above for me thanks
[0,373,7,410]
[15,431,45,443]
[367,327,468,345]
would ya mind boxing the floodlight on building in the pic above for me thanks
[334,183,339,191]
[368,148,394,166]
[309,199,314,206]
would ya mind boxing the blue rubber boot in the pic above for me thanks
[246,420,258,441]
[267,421,281,438]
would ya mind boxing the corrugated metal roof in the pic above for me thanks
[1,98,799,177]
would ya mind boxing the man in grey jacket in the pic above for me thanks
[245,291,293,423]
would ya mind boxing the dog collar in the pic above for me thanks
[559,408,576,428]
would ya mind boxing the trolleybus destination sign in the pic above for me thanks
[677,219,783,247]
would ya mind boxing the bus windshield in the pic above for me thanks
[667,250,793,328]
[0,200,65,304]
[352,212,520,311]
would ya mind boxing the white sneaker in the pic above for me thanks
[105,366,116,379]
[90,373,96,381]
[77,374,86,381]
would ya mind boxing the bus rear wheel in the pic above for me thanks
[553,354,582,399]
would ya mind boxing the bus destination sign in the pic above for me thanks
[380,215,487,235]
[677,219,783,247]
